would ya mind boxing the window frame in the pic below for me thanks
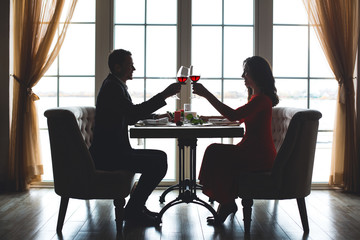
[36,0,333,185]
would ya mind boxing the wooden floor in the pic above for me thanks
[1,188,360,240]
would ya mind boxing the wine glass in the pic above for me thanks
[172,66,189,99]
[189,66,201,98]
[177,66,189,85]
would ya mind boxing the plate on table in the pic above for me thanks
[136,117,170,126]
[208,118,240,126]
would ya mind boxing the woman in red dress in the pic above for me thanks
[192,56,279,224]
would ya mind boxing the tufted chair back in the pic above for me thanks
[238,107,322,234]
[271,107,292,152]
[270,107,322,197]
[75,107,95,148]
[44,107,135,198]
[45,107,97,196]
[238,107,322,197]
[45,106,135,233]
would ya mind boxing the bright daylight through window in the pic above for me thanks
[35,0,335,184]
[34,0,96,181]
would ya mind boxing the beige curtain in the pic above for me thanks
[357,11,360,194]
[303,0,359,192]
[8,0,77,191]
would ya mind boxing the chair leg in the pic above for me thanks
[57,197,69,233]
[297,198,309,233]
[241,199,253,234]
[114,198,126,232]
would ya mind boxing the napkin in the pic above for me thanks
[142,117,169,125]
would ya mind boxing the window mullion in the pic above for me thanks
[177,0,192,180]
[221,0,225,103]
[95,0,113,101]
[178,0,191,109]
[255,0,273,65]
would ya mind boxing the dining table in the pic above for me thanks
[130,122,244,222]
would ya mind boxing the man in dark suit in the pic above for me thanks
[89,49,181,225]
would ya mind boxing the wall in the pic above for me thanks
[0,0,10,191]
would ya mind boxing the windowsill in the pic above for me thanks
[31,181,337,190]
[311,183,342,190]
[31,181,54,188]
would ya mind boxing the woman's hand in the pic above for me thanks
[192,83,209,98]
[193,83,236,121]
[199,115,210,122]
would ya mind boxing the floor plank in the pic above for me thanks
[0,188,360,240]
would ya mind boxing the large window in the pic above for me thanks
[34,0,96,181]
[273,0,336,182]
[114,0,178,181]
[36,0,335,184]
[191,0,253,175]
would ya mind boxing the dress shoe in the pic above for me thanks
[207,201,238,225]
[125,211,159,226]
[124,208,159,226]
[143,206,159,218]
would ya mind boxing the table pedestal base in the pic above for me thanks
[159,183,202,203]
[157,138,218,222]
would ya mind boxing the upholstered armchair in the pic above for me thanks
[238,107,322,234]
[44,107,135,233]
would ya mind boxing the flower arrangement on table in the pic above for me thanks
[167,111,205,126]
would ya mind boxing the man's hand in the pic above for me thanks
[154,112,173,121]
[161,82,181,99]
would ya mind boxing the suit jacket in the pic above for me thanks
[89,73,166,170]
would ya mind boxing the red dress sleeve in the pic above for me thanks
[224,94,270,123]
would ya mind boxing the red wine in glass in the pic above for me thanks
[190,75,200,82]
[189,66,200,98]
[177,76,188,84]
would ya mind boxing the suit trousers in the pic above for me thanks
[122,149,168,211]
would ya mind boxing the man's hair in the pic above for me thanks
[108,49,132,73]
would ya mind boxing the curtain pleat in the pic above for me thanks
[303,0,359,192]
[8,0,77,191]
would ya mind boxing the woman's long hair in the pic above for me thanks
[243,56,279,106]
